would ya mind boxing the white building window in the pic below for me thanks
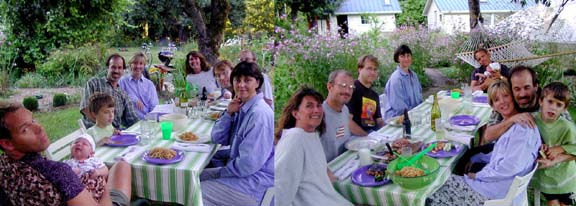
[361,16,369,24]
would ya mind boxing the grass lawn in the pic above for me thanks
[34,107,82,142]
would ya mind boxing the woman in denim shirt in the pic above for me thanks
[202,62,274,206]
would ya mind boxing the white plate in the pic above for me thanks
[345,137,380,151]
[175,132,211,143]
[386,116,403,127]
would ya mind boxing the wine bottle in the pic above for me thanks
[431,94,441,131]
[402,109,411,138]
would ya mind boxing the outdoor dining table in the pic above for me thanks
[95,117,219,206]
[328,98,493,206]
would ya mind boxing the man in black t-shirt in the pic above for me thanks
[347,55,384,136]
[470,48,510,92]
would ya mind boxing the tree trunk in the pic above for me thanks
[182,0,230,65]
[468,0,483,30]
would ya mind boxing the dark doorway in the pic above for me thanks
[337,15,349,38]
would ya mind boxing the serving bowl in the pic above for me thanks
[387,155,440,190]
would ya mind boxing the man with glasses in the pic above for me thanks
[347,55,384,136]
[470,48,510,92]
[80,54,139,129]
[321,70,358,162]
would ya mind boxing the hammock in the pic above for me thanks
[455,21,576,68]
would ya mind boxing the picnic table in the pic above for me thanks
[328,98,493,206]
[95,117,219,206]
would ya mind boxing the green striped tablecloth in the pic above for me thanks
[95,118,218,206]
[328,101,493,206]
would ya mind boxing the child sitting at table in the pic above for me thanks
[86,93,121,145]
[532,82,576,206]
[63,133,109,203]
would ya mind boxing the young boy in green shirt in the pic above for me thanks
[533,82,576,206]
[86,93,121,145]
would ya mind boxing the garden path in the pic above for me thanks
[8,87,82,112]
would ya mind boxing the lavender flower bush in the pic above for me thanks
[272,25,465,115]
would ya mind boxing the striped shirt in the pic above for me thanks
[80,77,139,129]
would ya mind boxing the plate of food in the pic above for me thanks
[472,95,488,104]
[105,134,140,147]
[209,105,227,111]
[142,147,184,165]
[449,115,480,126]
[423,141,462,158]
[386,116,404,127]
[175,131,211,143]
[351,164,391,187]
[205,111,222,121]
[345,137,380,151]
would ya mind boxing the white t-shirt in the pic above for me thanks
[186,68,219,94]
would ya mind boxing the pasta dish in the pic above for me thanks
[148,147,177,159]
[179,132,199,141]
[395,166,425,177]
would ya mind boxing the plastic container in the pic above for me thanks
[387,155,440,190]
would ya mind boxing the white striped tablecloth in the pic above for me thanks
[95,118,218,206]
[328,101,493,206]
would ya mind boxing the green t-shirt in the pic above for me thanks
[86,124,114,144]
[533,114,576,194]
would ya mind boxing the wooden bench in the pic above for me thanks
[45,128,83,161]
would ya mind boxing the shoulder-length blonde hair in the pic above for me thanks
[487,79,519,112]
[274,86,325,145]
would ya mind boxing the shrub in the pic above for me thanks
[23,96,39,111]
[67,93,82,105]
[52,93,68,107]
[15,73,47,88]
[37,43,108,87]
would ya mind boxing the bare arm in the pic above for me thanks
[93,165,109,179]
[538,153,576,169]
[67,189,98,206]
[349,115,368,136]
[483,113,535,143]
[376,117,384,128]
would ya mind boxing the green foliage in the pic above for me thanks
[242,0,275,34]
[0,0,129,66]
[67,93,82,105]
[23,96,39,111]
[52,93,68,107]
[15,73,47,88]
[0,41,16,95]
[396,0,427,26]
[533,58,576,108]
[37,43,108,87]
[438,61,475,84]
[33,107,82,142]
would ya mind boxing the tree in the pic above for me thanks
[468,0,483,29]
[396,0,427,26]
[275,0,343,29]
[182,0,230,65]
[242,0,275,35]
[0,0,129,69]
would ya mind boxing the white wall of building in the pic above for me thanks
[317,14,397,35]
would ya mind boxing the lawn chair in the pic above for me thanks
[45,128,83,161]
[483,163,538,206]
[261,187,274,206]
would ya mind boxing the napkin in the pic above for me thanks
[368,132,393,142]
[114,146,145,162]
[171,142,212,153]
[445,131,473,146]
[334,159,359,181]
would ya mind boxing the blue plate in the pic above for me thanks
[473,96,488,104]
[105,134,140,147]
[449,115,480,126]
[142,149,184,165]
[351,164,391,187]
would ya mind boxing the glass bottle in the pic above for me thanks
[431,94,441,131]
[402,109,411,138]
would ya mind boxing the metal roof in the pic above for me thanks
[423,0,537,15]
[335,0,402,15]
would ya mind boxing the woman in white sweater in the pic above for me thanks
[274,86,352,206]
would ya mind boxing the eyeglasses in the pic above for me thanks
[333,83,355,90]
